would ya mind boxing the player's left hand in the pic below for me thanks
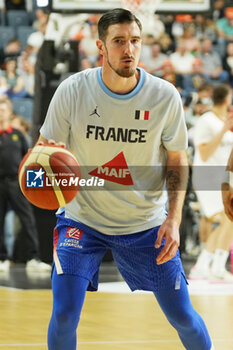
[154,218,180,265]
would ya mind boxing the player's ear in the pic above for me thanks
[96,39,105,56]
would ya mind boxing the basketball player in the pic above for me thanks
[222,148,233,221]
[189,85,233,281]
[38,9,214,350]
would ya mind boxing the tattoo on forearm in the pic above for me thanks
[166,167,188,203]
[167,169,181,201]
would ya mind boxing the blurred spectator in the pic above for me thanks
[161,15,175,39]
[10,113,32,145]
[0,38,21,67]
[3,114,31,259]
[198,38,229,84]
[217,7,233,39]
[0,98,51,272]
[27,9,49,52]
[0,98,15,264]
[211,0,226,22]
[17,35,43,97]
[182,58,210,94]
[5,113,32,259]
[217,7,233,57]
[16,22,47,96]
[33,8,50,31]
[183,83,213,111]
[161,59,183,91]
[223,41,233,86]
[159,32,175,56]
[27,27,45,50]
[179,24,200,55]
[10,113,31,134]
[185,100,210,131]
[190,84,233,281]
[171,14,193,40]
[0,57,26,98]
[79,20,99,70]
[17,48,35,97]
[140,34,157,68]
[4,38,21,57]
[145,43,168,77]
[183,83,213,130]
[170,39,195,75]
[161,59,176,85]
[194,14,217,43]
[141,14,165,40]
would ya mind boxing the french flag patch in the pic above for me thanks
[135,110,149,120]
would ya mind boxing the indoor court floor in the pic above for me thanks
[0,262,233,350]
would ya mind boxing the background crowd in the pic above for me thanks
[0,0,233,280]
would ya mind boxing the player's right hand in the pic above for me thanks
[37,138,66,148]
[155,218,180,265]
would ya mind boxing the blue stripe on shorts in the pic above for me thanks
[53,212,187,292]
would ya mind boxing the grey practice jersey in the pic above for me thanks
[40,67,187,235]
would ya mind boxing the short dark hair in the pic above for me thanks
[212,84,232,105]
[98,8,142,41]
[198,83,213,92]
[0,99,13,114]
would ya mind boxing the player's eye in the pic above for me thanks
[131,39,140,44]
[114,39,124,45]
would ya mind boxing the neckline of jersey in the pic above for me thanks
[97,67,145,100]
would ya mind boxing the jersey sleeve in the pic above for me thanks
[161,87,188,151]
[194,115,215,146]
[40,78,72,143]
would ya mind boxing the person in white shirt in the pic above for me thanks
[190,84,233,281]
[170,39,195,75]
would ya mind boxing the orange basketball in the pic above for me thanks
[18,145,81,210]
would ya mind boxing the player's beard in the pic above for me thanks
[106,48,136,78]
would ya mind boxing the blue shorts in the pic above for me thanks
[53,212,187,292]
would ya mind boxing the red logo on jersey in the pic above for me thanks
[65,227,83,240]
[89,152,133,185]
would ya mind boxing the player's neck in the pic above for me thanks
[101,66,140,95]
[211,105,228,120]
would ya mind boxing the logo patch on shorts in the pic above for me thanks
[65,227,83,240]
